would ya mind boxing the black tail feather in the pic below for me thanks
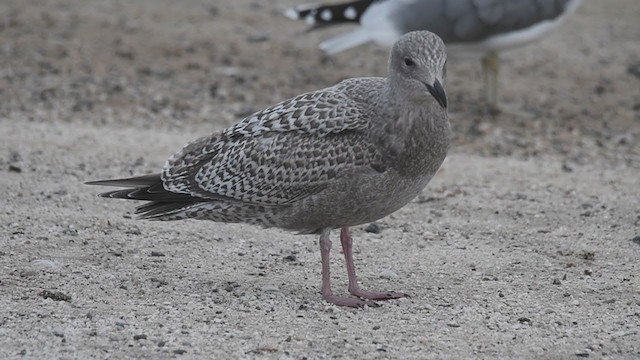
[86,173,204,219]
[85,174,162,188]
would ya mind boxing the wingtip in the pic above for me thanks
[284,3,322,25]
[85,180,108,186]
[284,8,301,20]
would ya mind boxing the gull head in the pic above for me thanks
[389,31,448,110]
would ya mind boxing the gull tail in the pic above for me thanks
[319,28,372,55]
[86,174,204,220]
[284,0,373,28]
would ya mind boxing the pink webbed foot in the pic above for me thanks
[318,227,408,308]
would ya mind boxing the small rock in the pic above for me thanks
[133,334,147,340]
[517,317,531,324]
[283,254,297,262]
[224,281,240,292]
[365,222,381,234]
[71,99,94,112]
[628,62,640,79]
[380,269,399,279]
[581,251,595,261]
[552,278,562,285]
[150,251,165,257]
[173,349,187,355]
[115,321,127,328]
[39,290,71,302]
[207,5,219,17]
[8,164,22,173]
[246,33,270,43]
[260,284,279,292]
[150,278,168,287]
[631,236,640,245]
[593,84,606,95]
[125,226,141,235]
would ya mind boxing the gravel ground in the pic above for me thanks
[1,0,639,358]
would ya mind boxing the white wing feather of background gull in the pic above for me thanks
[87,31,450,308]
[285,0,583,112]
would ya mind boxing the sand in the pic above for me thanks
[1,0,639,358]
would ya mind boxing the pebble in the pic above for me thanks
[246,33,270,43]
[380,269,399,279]
[260,284,280,292]
[628,62,640,78]
[39,290,71,302]
[365,223,381,234]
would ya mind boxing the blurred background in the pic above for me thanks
[0,0,638,163]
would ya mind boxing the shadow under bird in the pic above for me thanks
[285,0,582,113]
[87,31,449,308]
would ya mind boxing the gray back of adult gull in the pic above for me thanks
[287,0,582,53]
[286,0,582,112]
[87,31,449,307]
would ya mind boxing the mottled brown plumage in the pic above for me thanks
[87,31,449,307]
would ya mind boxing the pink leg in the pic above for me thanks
[319,229,377,308]
[340,227,408,300]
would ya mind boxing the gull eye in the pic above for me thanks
[404,58,414,66]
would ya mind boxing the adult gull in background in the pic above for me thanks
[285,0,583,112]
[87,31,450,308]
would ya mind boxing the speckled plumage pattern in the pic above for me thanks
[88,31,450,307]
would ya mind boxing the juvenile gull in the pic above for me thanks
[285,0,582,111]
[87,31,449,308]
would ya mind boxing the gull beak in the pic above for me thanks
[426,79,447,110]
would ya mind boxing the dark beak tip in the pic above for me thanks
[426,80,448,110]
